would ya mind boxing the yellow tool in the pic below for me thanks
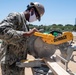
[34,31,73,45]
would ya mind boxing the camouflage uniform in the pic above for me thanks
[0,12,28,75]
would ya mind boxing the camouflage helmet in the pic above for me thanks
[27,2,45,21]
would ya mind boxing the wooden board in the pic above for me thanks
[44,58,70,75]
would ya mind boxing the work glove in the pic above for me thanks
[23,28,39,36]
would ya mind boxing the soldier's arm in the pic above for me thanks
[0,13,25,45]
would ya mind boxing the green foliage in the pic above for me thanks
[28,24,75,32]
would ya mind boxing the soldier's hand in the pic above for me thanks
[23,28,39,36]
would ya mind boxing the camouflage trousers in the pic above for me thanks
[1,63,25,75]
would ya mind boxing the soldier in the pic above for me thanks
[0,2,45,75]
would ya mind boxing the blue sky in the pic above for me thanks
[0,0,76,25]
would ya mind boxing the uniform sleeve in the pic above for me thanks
[0,13,25,45]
